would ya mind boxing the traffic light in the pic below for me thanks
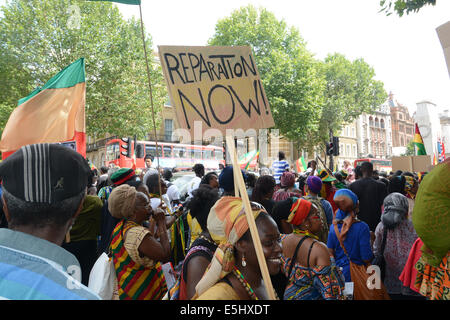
[121,137,132,158]
[332,136,340,156]
[326,142,333,155]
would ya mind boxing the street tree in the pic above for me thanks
[208,5,325,151]
[379,0,437,16]
[0,0,166,139]
[319,53,387,169]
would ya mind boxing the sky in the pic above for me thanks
[115,0,450,116]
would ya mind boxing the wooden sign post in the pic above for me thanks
[226,135,276,300]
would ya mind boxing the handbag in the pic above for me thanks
[88,229,117,300]
[372,227,388,281]
[88,252,116,300]
[333,223,390,300]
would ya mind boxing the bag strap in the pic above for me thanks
[307,241,317,284]
[333,222,349,258]
[288,235,310,277]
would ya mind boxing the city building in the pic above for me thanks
[389,92,415,154]
[334,120,359,170]
[356,98,393,159]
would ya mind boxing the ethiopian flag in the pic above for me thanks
[239,150,259,170]
[296,156,307,173]
[0,58,86,159]
[413,123,427,155]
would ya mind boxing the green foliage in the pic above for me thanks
[318,53,387,141]
[379,0,437,16]
[402,140,415,156]
[0,0,166,139]
[208,5,325,148]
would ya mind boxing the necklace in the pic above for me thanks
[293,229,319,240]
[233,267,258,300]
[232,267,280,300]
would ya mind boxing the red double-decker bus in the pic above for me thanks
[354,158,392,172]
[105,138,225,171]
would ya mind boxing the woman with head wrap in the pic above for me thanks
[174,185,220,300]
[108,184,170,300]
[280,198,345,300]
[272,171,303,201]
[327,189,373,283]
[195,197,282,300]
[372,193,423,300]
[412,159,450,300]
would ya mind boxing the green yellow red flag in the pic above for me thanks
[413,123,427,155]
[296,156,307,173]
[0,58,86,158]
[239,150,259,170]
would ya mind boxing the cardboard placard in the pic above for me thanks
[158,46,274,136]
[437,21,450,78]
[391,155,432,172]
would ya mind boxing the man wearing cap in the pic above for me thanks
[349,161,387,232]
[317,169,339,214]
[0,143,100,299]
[98,168,137,255]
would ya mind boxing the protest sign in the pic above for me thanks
[437,21,450,78]
[392,155,432,172]
[158,46,275,136]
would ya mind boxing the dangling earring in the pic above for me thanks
[241,254,247,267]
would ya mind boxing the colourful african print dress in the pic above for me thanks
[414,251,450,300]
[111,220,167,300]
[281,235,346,300]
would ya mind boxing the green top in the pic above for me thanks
[18,58,85,105]
[69,195,103,242]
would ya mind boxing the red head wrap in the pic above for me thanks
[287,198,312,226]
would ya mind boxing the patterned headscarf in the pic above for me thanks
[195,196,265,296]
[333,189,359,241]
[280,171,296,188]
[287,198,312,226]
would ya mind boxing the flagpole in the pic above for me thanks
[138,3,162,197]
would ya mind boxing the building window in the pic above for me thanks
[346,144,351,157]
[352,127,355,137]
[352,145,357,157]
[380,119,385,129]
[399,113,403,120]
[375,118,379,128]
[340,144,344,155]
[164,119,173,141]
[346,126,350,137]
[369,116,374,127]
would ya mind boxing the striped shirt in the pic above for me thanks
[0,229,100,300]
[272,160,290,184]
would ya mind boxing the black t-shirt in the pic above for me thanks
[349,177,387,232]
[182,237,217,282]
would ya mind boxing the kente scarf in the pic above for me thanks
[404,175,416,199]
[333,189,359,241]
[195,196,264,296]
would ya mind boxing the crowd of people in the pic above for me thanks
[0,145,448,301]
